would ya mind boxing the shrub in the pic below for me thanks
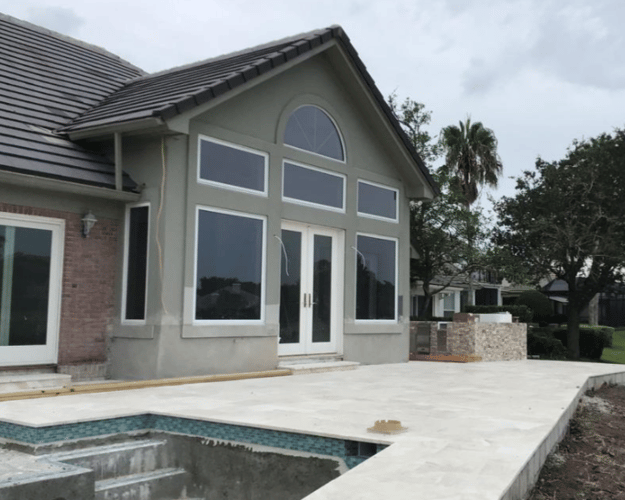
[515,290,552,322]
[527,327,567,359]
[464,305,534,324]
[410,316,449,322]
[552,326,612,359]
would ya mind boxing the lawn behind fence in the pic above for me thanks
[601,328,625,364]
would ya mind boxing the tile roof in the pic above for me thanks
[0,14,143,190]
[1,15,437,194]
[61,25,437,193]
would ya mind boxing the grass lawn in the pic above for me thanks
[601,328,625,364]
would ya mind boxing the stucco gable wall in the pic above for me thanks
[192,52,412,186]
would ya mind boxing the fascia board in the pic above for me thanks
[0,169,140,202]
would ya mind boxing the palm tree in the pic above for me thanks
[441,118,503,205]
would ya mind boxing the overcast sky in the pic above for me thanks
[2,0,623,212]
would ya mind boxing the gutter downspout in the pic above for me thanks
[114,132,122,191]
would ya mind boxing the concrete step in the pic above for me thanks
[40,439,169,481]
[95,467,188,500]
[278,360,360,375]
[0,373,70,394]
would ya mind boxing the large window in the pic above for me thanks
[198,137,268,195]
[195,208,265,322]
[282,161,345,212]
[357,180,398,222]
[355,234,397,321]
[284,105,344,161]
[123,204,149,322]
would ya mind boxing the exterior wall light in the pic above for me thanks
[81,211,97,237]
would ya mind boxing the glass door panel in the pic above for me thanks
[312,234,332,343]
[279,229,302,345]
[0,225,52,346]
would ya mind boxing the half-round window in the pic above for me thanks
[284,106,344,161]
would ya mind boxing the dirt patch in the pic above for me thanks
[528,383,625,500]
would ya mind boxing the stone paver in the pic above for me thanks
[0,360,624,499]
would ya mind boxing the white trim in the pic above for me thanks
[282,160,346,213]
[193,206,266,326]
[121,202,150,325]
[283,104,347,163]
[354,232,399,324]
[357,179,399,223]
[197,135,269,197]
[0,212,65,366]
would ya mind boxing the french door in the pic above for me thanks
[278,221,344,355]
[0,213,64,366]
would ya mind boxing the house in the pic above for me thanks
[410,270,502,319]
[0,15,438,380]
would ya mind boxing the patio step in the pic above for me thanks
[95,467,188,500]
[40,439,170,481]
[278,356,359,375]
[0,373,71,394]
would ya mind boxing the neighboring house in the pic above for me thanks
[542,279,625,327]
[0,15,438,380]
[410,270,502,319]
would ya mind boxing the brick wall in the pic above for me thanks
[0,203,120,373]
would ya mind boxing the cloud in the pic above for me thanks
[26,6,84,36]
[460,0,625,95]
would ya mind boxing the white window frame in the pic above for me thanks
[121,202,150,325]
[284,105,347,163]
[197,135,269,197]
[193,206,267,325]
[0,212,64,366]
[357,179,399,223]
[282,159,346,213]
[354,232,399,324]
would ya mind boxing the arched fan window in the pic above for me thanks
[284,106,344,161]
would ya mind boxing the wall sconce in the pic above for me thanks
[81,211,97,238]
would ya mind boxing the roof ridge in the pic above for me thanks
[0,12,147,76]
[126,25,339,84]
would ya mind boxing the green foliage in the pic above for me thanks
[463,305,533,324]
[579,325,614,348]
[515,290,552,319]
[388,95,496,319]
[440,118,503,205]
[494,128,625,358]
[552,327,611,360]
[527,327,567,359]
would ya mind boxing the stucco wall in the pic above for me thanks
[109,49,418,379]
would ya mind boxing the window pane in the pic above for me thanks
[284,106,344,160]
[356,235,396,320]
[358,182,397,220]
[196,210,263,320]
[0,225,52,346]
[125,206,149,320]
[199,139,265,192]
[283,162,343,209]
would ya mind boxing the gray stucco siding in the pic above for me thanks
[110,49,420,377]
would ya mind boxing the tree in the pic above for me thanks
[440,118,503,205]
[493,129,625,358]
[388,95,491,317]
